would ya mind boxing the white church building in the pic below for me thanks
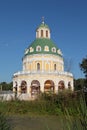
[13,19,73,100]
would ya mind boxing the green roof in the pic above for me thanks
[24,38,62,57]
[37,23,50,30]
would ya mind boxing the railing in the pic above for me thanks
[13,70,73,77]
[0,90,13,94]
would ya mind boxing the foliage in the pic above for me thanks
[80,56,87,78]
[74,78,85,90]
[0,112,11,130]
[62,94,87,130]
[0,90,84,116]
[0,91,87,130]
[0,82,13,91]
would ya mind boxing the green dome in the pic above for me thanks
[37,23,50,30]
[24,38,62,57]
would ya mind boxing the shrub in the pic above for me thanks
[0,112,11,130]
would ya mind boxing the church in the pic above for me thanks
[13,19,73,100]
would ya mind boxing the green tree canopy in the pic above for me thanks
[80,56,87,78]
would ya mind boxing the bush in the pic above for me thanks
[0,112,11,130]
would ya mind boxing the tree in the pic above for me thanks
[74,78,85,91]
[80,56,87,105]
[80,56,87,78]
[0,82,13,90]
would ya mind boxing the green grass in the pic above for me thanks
[0,91,87,130]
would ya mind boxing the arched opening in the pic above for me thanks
[31,80,40,97]
[37,63,40,71]
[58,80,65,91]
[36,46,41,51]
[68,81,71,90]
[44,80,55,93]
[46,30,48,37]
[41,30,43,37]
[20,80,27,93]
[44,46,49,51]
[54,64,56,71]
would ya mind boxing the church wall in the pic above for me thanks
[13,73,73,95]
[23,54,64,72]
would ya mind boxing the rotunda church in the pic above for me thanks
[13,20,73,100]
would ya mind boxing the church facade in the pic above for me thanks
[13,20,73,100]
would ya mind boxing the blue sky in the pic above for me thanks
[0,0,87,82]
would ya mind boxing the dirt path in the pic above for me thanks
[8,115,63,130]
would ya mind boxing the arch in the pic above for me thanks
[52,47,56,53]
[68,81,71,90]
[54,64,56,71]
[36,45,41,51]
[46,30,48,37]
[44,45,49,51]
[58,80,65,90]
[41,30,43,37]
[44,80,55,93]
[37,63,40,70]
[31,80,40,97]
[20,80,27,93]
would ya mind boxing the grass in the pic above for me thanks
[0,90,87,130]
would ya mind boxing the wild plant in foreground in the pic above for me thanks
[0,112,11,130]
[62,93,87,130]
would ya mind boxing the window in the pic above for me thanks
[29,47,34,52]
[37,63,40,70]
[36,46,41,51]
[44,46,49,51]
[41,30,43,37]
[54,64,56,71]
[52,47,56,53]
[57,49,62,55]
[46,30,48,37]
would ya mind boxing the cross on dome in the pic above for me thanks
[42,16,45,24]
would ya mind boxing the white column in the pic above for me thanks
[54,80,58,94]
[40,79,44,92]
[27,81,31,94]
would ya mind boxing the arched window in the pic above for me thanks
[29,47,34,52]
[44,46,49,51]
[36,46,41,51]
[52,47,56,53]
[37,63,40,70]
[58,81,65,90]
[54,64,56,71]
[44,80,55,93]
[41,30,43,37]
[20,80,27,93]
[46,30,48,37]
[31,80,40,97]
